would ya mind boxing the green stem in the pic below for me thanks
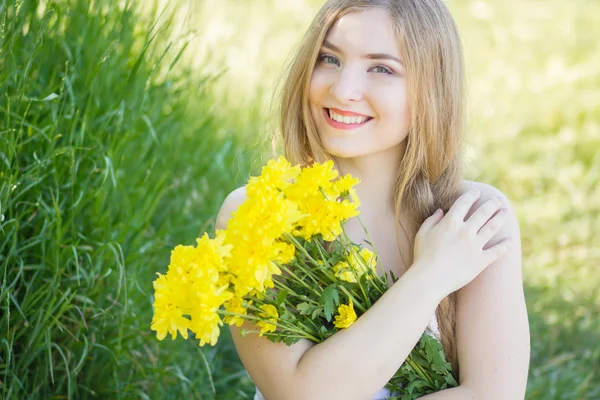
[313,240,343,283]
[273,278,320,306]
[220,309,321,342]
[314,235,374,309]
[283,233,321,266]
[290,259,323,288]
[357,277,371,308]
[405,354,436,388]
[341,224,387,296]
[279,264,323,299]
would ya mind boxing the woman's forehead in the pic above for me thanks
[324,8,401,56]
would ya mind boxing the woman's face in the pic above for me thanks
[308,8,410,159]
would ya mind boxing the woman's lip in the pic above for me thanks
[322,108,373,130]
[328,107,371,117]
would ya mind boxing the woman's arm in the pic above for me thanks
[437,182,530,400]
[404,183,530,400]
[417,386,478,399]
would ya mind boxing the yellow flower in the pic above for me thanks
[292,194,345,241]
[323,174,360,201]
[189,308,223,346]
[259,155,301,190]
[167,244,200,284]
[227,240,284,296]
[284,160,338,201]
[235,181,303,244]
[150,273,190,340]
[331,248,377,284]
[223,297,251,327]
[151,229,236,346]
[334,298,357,329]
[334,174,360,197]
[332,261,357,283]
[272,241,296,264]
[256,304,279,336]
[348,248,377,277]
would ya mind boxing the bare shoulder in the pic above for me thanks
[460,179,510,203]
[215,186,247,230]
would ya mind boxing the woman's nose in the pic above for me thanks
[329,68,364,103]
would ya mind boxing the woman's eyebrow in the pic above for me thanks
[322,39,404,65]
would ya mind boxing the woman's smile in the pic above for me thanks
[323,108,374,130]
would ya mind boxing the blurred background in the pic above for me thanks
[0,0,598,398]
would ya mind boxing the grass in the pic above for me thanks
[1,0,254,398]
[1,0,598,399]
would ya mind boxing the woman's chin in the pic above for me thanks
[322,146,367,160]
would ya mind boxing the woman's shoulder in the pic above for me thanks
[459,179,516,223]
[458,180,519,248]
[460,179,509,201]
[216,186,247,230]
[459,179,513,218]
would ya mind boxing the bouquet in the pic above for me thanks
[150,156,458,399]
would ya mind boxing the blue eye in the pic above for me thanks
[317,53,339,66]
[371,65,394,75]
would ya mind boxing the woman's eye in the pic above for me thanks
[371,65,394,75]
[318,54,339,66]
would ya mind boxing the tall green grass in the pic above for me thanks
[0,0,254,398]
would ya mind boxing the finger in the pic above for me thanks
[445,190,481,223]
[477,208,508,245]
[482,237,514,266]
[466,196,504,232]
[417,209,444,237]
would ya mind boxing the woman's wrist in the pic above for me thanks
[402,262,447,306]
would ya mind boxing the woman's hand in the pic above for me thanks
[412,189,514,298]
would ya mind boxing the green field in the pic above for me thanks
[1,0,598,399]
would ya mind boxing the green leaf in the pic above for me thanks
[321,285,340,322]
[280,309,294,322]
[296,302,311,315]
[276,289,289,307]
[283,336,301,345]
[311,308,323,319]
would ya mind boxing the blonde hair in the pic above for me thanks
[273,0,466,380]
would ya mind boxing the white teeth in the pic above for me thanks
[328,109,369,124]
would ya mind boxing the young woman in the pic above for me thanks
[216,0,530,399]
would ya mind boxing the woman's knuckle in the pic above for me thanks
[483,200,499,213]
[458,226,473,239]
[493,215,506,228]
[479,225,491,236]
[445,216,461,229]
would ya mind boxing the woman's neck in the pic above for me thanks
[335,144,405,216]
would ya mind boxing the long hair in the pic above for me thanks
[272,0,466,380]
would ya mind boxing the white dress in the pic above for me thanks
[252,312,442,400]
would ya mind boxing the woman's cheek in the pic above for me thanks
[309,71,328,99]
